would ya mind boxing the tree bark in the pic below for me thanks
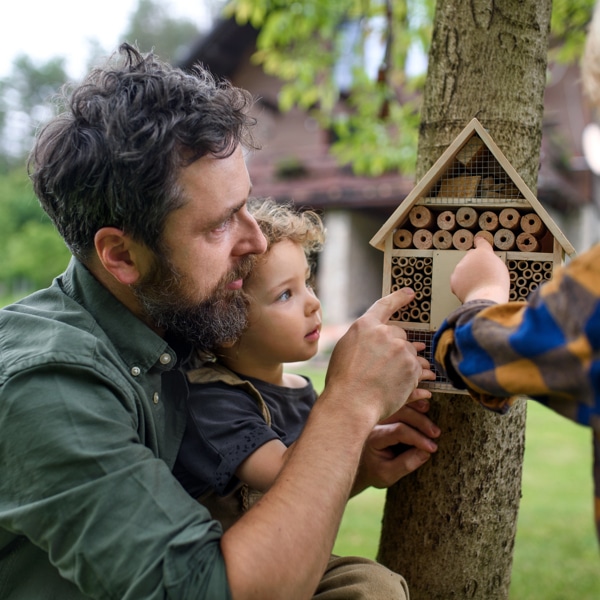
[377,1,552,598]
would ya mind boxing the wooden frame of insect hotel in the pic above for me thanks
[370,118,576,394]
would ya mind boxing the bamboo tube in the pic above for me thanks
[452,229,474,250]
[499,208,520,230]
[409,206,434,229]
[420,301,431,313]
[520,213,546,237]
[433,229,453,249]
[391,266,403,278]
[413,229,433,249]
[509,289,518,301]
[494,228,516,250]
[393,229,413,249]
[474,230,494,246]
[456,206,478,229]
[516,232,540,252]
[478,210,499,231]
[437,210,456,231]
[422,286,432,297]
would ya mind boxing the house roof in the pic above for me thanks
[178,18,258,79]
[370,118,576,257]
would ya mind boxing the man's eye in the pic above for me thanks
[212,219,230,233]
[277,290,291,302]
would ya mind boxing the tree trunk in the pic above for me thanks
[377,1,552,598]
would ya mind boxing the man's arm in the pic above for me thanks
[221,288,431,600]
[236,399,441,496]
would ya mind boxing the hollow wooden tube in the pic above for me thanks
[516,232,539,252]
[474,230,494,246]
[452,229,474,250]
[478,210,499,231]
[494,228,516,250]
[437,210,456,231]
[499,208,520,230]
[409,206,434,229]
[432,230,453,249]
[393,229,413,249]
[413,229,433,249]
[456,206,478,229]
[520,213,546,237]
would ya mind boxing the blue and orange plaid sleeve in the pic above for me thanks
[433,243,600,543]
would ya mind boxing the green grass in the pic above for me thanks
[292,363,600,599]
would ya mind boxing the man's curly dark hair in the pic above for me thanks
[28,43,258,262]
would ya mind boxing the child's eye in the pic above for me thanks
[277,290,292,302]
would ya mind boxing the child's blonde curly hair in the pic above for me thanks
[247,197,325,259]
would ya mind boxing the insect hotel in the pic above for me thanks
[370,118,576,393]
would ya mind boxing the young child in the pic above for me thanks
[173,197,438,532]
[432,3,600,545]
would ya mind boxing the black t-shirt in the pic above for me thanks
[174,373,317,498]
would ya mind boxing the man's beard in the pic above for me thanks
[131,253,254,350]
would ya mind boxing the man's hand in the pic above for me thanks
[324,288,433,423]
[450,237,510,304]
[352,400,441,495]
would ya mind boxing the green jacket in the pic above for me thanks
[0,258,231,599]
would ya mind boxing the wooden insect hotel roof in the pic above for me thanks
[370,117,575,257]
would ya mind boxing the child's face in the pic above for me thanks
[240,239,322,364]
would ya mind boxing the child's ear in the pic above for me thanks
[94,227,148,285]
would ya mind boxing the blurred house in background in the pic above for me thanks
[179,17,599,341]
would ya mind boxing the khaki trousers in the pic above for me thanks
[314,555,409,599]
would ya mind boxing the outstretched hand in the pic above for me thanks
[450,237,511,304]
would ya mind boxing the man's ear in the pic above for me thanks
[94,227,149,286]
